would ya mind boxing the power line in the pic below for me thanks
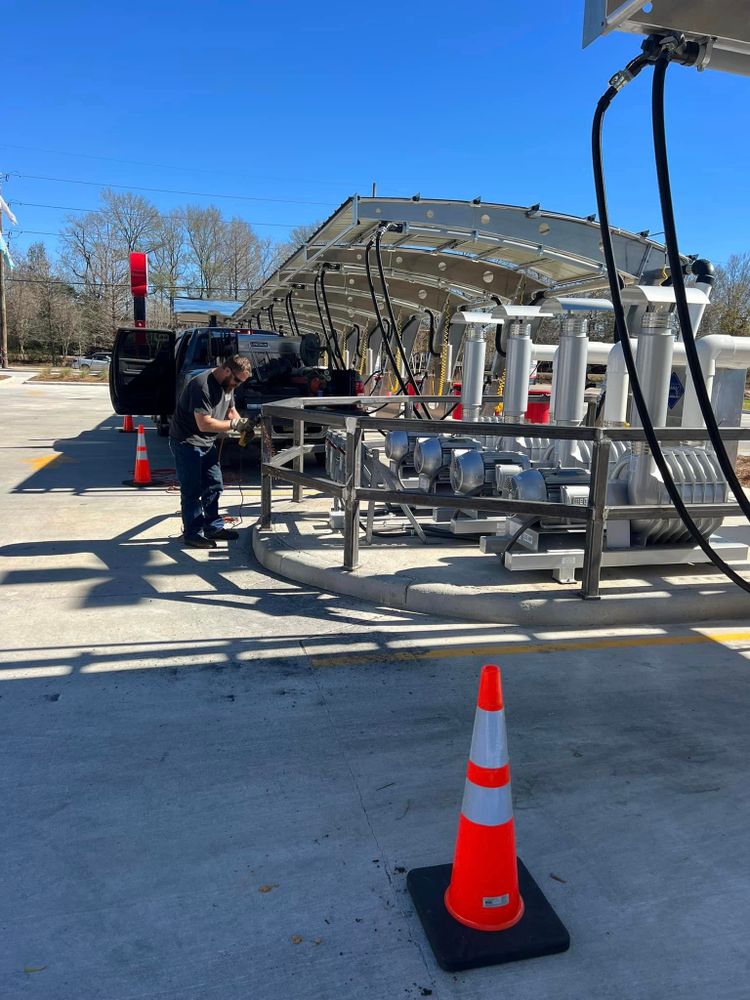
[11,201,300,228]
[14,200,98,213]
[0,141,361,190]
[11,229,62,237]
[10,172,336,208]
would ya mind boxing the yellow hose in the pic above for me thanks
[437,295,453,395]
[357,328,369,376]
[495,370,506,415]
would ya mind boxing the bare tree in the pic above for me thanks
[272,219,324,267]
[60,211,128,342]
[100,189,161,253]
[5,247,36,359]
[182,205,225,297]
[704,253,750,337]
[151,210,187,320]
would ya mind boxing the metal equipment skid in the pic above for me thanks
[480,517,748,585]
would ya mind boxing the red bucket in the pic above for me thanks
[451,383,463,420]
[525,390,551,425]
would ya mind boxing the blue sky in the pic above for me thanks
[4,0,748,266]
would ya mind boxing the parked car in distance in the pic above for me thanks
[70,352,112,374]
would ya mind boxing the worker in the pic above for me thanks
[169,355,252,548]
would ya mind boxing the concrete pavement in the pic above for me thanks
[2,374,750,1000]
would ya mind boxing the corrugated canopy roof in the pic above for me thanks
[233,196,681,336]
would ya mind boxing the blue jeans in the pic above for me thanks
[171,440,225,540]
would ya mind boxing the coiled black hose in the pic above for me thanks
[593,50,750,593]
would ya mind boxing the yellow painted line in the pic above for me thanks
[22,454,76,471]
[309,629,750,669]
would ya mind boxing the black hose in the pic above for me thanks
[495,326,506,358]
[313,275,341,369]
[289,293,303,338]
[593,52,750,594]
[364,238,425,416]
[440,400,461,420]
[501,517,540,557]
[427,310,441,357]
[320,267,347,369]
[361,369,382,391]
[374,228,423,397]
[595,388,606,422]
[285,292,298,337]
[347,324,361,366]
[268,303,276,331]
[652,56,750,527]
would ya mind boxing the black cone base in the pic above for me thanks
[407,859,570,972]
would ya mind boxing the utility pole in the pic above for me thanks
[0,184,7,369]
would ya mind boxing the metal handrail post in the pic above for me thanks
[260,413,274,528]
[293,400,304,503]
[580,429,611,599]
[343,417,363,570]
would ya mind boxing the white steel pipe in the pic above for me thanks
[554,316,589,465]
[681,334,750,428]
[461,324,488,421]
[630,312,674,434]
[503,321,533,422]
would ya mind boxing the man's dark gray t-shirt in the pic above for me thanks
[169,370,234,447]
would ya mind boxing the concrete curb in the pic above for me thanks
[252,521,750,626]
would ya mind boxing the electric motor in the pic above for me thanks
[413,436,480,478]
[507,466,591,526]
[450,449,530,496]
[384,430,412,463]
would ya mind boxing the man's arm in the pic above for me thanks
[194,412,233,433]
[194,410,249,433]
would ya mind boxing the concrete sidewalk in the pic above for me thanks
[2,377,750,1000]
[253,497,750,627]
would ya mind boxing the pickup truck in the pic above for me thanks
[108,325,361,455]
[70,351,112,374]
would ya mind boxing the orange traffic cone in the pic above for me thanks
[123,424,166,487]
[119,414,135,433]
[133,424,152,484]
[407,663,569,972]
[444,664,523,931]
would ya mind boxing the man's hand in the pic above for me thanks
[230,416,251,432]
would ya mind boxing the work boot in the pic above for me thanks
[183,535,217,549]
[205,527,240,541]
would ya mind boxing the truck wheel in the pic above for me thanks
[79,364,90,376]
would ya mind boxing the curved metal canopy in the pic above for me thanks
[233,195,679,336]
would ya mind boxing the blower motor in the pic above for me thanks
[450,449,531,496]
[506,466,590,526]
[413,436,481,490]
